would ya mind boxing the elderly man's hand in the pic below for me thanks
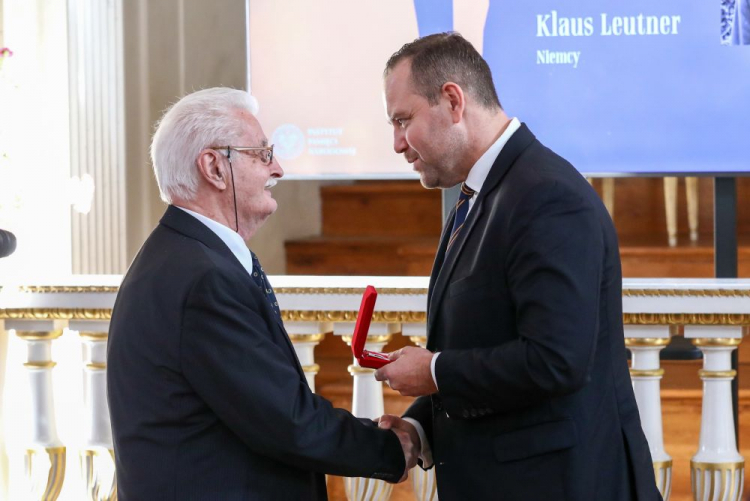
[374,346,437,397]
[378,414,420,482]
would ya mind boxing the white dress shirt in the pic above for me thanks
[405,118,522,467]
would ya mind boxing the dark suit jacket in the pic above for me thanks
[404,125,661,500]
[107,206,404,500]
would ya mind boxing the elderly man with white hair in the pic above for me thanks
[107,87,416,500]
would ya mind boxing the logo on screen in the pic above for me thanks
[271,124,306,160]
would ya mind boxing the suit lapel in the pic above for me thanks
[426,208,455,333]
[159,206,302,376]
[426,124,537,348]
[427,201,484,345]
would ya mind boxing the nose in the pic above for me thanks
[271,157,284,179]
[393,127,408,155]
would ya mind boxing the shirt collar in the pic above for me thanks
[464,117,522,194]
[175,206,254,276]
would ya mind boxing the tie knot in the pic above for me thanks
[460,183,475,199]
[447,183,475,251]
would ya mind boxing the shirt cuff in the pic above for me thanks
[431,352,440,391]
[403,417,433,468]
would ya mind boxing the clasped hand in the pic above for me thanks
[377,414,420,482]
[372,347,436,482]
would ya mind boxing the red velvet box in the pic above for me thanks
[351,286,391,369]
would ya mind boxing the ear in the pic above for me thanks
[196,148,229,191]
[441,82,466,124]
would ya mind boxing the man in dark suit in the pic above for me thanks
[374,33,661,500]
[107,87,416,500]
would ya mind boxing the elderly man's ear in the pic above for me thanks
[197,149,229,191]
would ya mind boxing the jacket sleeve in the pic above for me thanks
[180,268,405,480]
[436,179,605,418]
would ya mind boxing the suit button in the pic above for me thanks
[470,409,478,417]
[462,410,469,418]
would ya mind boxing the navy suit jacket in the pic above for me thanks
[107,206,404,500]
[404,125,661,500]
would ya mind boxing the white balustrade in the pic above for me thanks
[70,320,116,501]
[285,321,330,392]
[5,319,66,501]
[686,328,745,501]
[0,277,748,501]
[625,326,672,500]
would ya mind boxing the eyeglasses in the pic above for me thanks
[214,144,276,233]
[215,145,274,165]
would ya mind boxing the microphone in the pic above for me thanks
[0,229,17,258]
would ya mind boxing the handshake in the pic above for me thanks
[367,346,439,483]
[376,414,421,483]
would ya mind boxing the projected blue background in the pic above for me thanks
[414,0,750,174]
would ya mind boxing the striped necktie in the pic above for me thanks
[250,252,280,317]
[447,182,476,251]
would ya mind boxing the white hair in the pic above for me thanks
[150,87,260,203]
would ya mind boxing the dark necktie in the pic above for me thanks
[250,252,280,317]
[447,182,476,251]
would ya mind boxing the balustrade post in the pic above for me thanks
[286,321,330,392]
[686,327,744,501]
[6,320,67,501]
[70,320,116,501]
[403,323,438,501]
[340,322,396,501]
[625,326,672,500]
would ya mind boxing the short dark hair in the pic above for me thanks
[384,32,501,110]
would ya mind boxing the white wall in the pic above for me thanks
[0,0,71,281]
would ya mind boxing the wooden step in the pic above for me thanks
[285,236,438,276]
[620,235,750,277]
[321,181,442,238]
[319,178,750,241]
[288,178,750,277]
[286,235,750,277]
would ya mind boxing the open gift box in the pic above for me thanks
[351,285,391,369]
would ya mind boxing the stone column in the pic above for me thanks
[286,321,329,392]
[8,321,66,501]
[686,327,744,501]
[625,326,671,500]
[72,319,116,501]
